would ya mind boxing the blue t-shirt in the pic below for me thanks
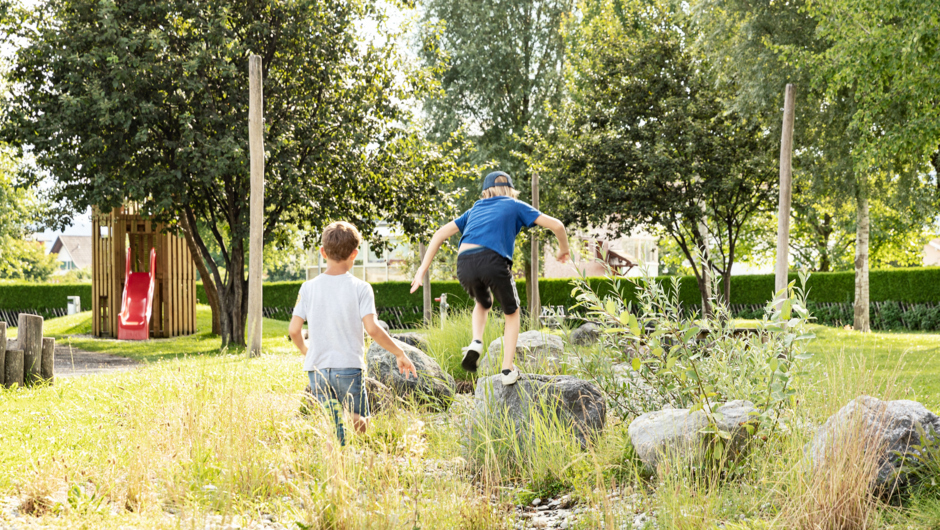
[453,196,542,261]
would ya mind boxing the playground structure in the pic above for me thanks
[92,205,197,339]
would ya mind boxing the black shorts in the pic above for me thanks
[456,247,520,315]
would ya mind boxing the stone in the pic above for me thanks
[367,339,455,409]
[569,323,600,346]
[472,373,606,448]
[390,332,428,351]
[481,331,566,374]
[303,376,395,415]
[806,395,940,493]
[628,400,757,470]
[377,320,390,332]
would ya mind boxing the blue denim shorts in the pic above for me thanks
[308,368,370,418]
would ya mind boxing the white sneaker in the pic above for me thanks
[461,340,484,372]
[500,367,520,386]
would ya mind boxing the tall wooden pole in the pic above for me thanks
[775,84,797,297]
[529,173,541,325]
[246,55,265,357]
[419,243,432,326]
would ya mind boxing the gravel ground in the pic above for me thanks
[51,343,140,377]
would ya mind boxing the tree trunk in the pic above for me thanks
[696,220,713,317]
[215,240,249,348]
[179,213,221,335]
[816,213,833,273]
[853,184,870,332]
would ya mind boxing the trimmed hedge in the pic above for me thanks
[6,266,940,314]
[0,282,92,310]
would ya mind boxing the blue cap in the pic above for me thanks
[482,171,514,191]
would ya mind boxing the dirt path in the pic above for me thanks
[52,343,140,377]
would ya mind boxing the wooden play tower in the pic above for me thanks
[91,205,197,338]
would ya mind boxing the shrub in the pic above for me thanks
[570,269,816,445]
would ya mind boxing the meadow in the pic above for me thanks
[0,305,937,529]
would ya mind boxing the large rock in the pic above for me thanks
[806,395,940,493]
[377,320,390,332]
[472,374,606,448]
[569,323,600,347]
[303,376,395,415]
[390,332,429,351]
[482,331,566,374]
[367,339,455,409]
[628,400,757,470]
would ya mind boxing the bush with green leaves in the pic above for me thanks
[570,269,817,445]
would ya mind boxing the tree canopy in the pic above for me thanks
[2,0,463,344]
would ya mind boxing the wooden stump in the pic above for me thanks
[41,337,55,383]
[0,322,6,387]
[18,314,43,383]
[4,349,23,388]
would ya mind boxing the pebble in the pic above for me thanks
[532,497,542,506]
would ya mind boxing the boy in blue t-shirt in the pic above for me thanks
[410,171,570,385]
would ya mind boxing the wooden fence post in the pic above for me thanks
[246,54,265,357]
[529,173,541,326]
[4,350,23,388]
[775,84,797,297]
[41,337,55,383]
[419,243,432,326]
[18,314,43,383]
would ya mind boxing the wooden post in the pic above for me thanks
[0,322,6,387]
[775,84,797,297]
[41,337,55,383]
[529,173,541,326]
[4,350,23,388]
[18,314,43,383]
[246,54,265,357]
[419,243,432,326]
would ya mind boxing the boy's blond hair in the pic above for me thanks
[321,221,362,261]
[481,175,520,199]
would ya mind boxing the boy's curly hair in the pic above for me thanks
[321,221,362,261]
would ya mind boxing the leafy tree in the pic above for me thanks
[0,238,58,281]
[3,0,459,346]
[692,0,938,331]
[537,0,776,311]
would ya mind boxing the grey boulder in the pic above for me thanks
[377,319,390,332]
[569,323,601,346]
[390,332,429,351]
[367,339,455,409]
[628,400,757,470]
[472,374,606,448]
[806,395,940,493]
[482,331,567,374]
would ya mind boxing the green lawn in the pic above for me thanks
[807,324,940,410]
[8,305,296,362]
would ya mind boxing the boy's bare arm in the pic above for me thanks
[288,316,307,355]
[362,315,418,379]
[410,221,460,293]
[534,215,570,263]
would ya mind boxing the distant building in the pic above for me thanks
[925,238,940,266]
[306,222,412,282]
[544,228,658,279]
[49,235,93,273]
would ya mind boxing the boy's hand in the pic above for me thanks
[409,268,427,294]
[397,354,418,379]
[556,248,570,263]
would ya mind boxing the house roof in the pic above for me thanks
[50,235,93,269]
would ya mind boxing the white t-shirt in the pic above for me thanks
[292,273,376,371]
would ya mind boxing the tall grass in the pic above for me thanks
[423,309,505,382]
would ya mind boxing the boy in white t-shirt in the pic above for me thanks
[289,221,417,445]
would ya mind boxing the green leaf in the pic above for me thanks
[628,313,641,336]
[631,357,641,371]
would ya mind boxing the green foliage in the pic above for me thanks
[0,239,59,281]
[419,0,571,196]
[541,0,776,306]
[571,268,816,449]
[0,281,92,310]
[2,0,462,345]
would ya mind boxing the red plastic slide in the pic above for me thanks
[117,248,156,341]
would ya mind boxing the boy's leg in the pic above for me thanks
[471,301,489,342]
[333,368,370,438]
[501,309,521,371]
[308,369,346,446]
